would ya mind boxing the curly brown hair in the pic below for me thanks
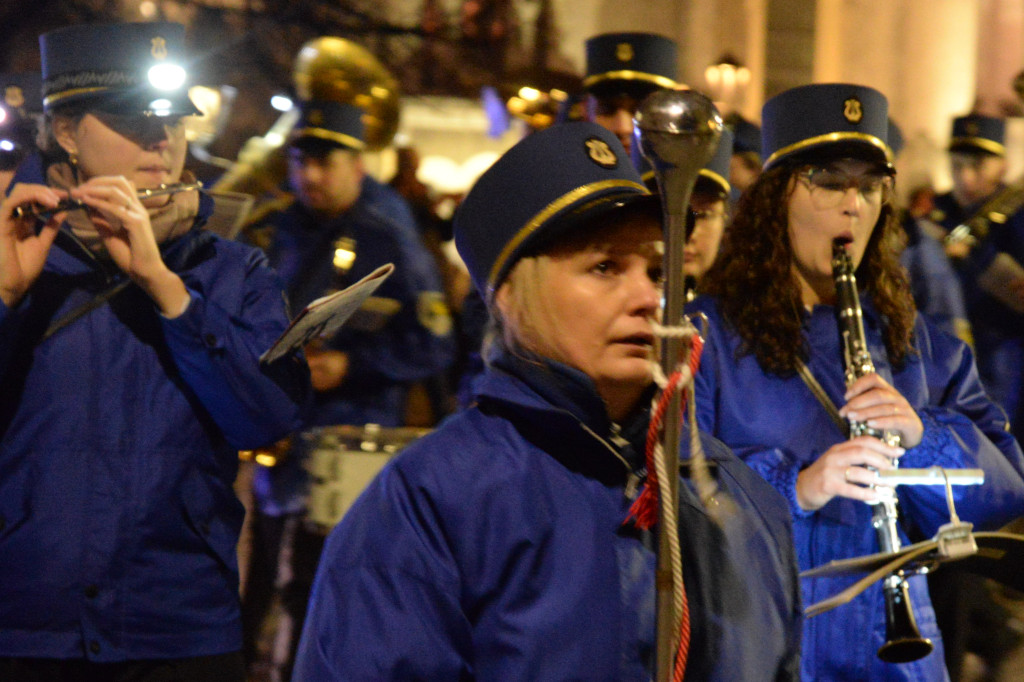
[698,162,915,376]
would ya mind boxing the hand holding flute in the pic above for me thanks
[2,178,202,317]
[0,183,66,308]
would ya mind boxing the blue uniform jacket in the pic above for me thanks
[932,191,1024,442]
[0,193,311,661]
[900,213,968,340]
[265,176,453,427]
[255,177,455,515]
[688,295,1024,681]
[293,350,802,681]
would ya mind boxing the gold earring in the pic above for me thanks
[68,152,78,166]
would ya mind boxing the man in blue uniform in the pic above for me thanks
[582,31,679,160]
[929,114,1024,442]
[926,112,1024,682]
[242,99,455,680]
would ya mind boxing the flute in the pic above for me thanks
[11,181,204,220]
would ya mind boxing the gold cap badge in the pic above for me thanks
[585,137,617,168]
[151,37,168,60]
[4,85,25,108]
[616,42,635,63]
[843,97,863,124]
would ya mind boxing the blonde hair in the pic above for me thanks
[485,255,559,365]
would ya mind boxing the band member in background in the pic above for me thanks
[685,127,733,292]
[889,118,970,345]
[724,112,762,203]
[293,120,801,681]
[0,72,43,195]
[928,114,1024,443]
[582,31,679,159]
[688,83,1024,681]
[0,22,310,681]
[241,99,455,681]
[925,113,1024,682]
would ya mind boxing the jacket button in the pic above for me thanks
[203,333,217,348]
[89,640,101,654]
[85,585,99,599]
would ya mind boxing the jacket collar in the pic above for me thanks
[475,347,653,483]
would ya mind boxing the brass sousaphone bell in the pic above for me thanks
[292,36,401,151]
[211,37,401,226]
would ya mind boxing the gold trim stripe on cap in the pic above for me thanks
[583,70,677,92]
[289,127,367,151]
[43,86,112,108]
[949,136,1005,157]
[487,179,649,291]
[763,132,891,169]
[699,168,730,194]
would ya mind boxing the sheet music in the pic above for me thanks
[259,263,395,364]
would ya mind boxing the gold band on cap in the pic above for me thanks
[487,179,649,291]
[289,127,367,151]
[949,136,1005,157]
[764,132,891,169]
[582,70,677,92]
[43,86,113,108]
[699,168,730,194]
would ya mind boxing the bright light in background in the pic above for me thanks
[417,151,500,195]
[0,139,15,152]
[148,63,187,91]
[0,107,7,125]
[518,86,541,101]
[271,95,293,112]
[138,0,157,18]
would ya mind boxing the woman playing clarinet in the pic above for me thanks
[688,83,1024,681]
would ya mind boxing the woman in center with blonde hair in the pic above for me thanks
[294,121,802,681]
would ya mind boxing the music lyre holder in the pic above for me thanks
[802,466,1024,617]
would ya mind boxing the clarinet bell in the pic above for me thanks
[877,579,934,663]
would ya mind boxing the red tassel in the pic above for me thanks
[628,483,660,530]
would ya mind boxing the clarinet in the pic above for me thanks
[831,239,934,664]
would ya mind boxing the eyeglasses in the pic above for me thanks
[689,208,726,223]
[796,166,894,210]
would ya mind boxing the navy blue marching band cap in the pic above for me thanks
[948,114,1005,156]
[582,32,678,98]
[699,127,734,196]
[289,100,366,151]
[728,114,761,156]
[40,22,200,117]
[887,118,905,157]
[454,121,657,299]
[761,83,891,170]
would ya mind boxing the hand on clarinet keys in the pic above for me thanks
[796,436,904,511]
[840,372,924,448]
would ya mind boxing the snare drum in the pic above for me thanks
[302,424,430,533]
